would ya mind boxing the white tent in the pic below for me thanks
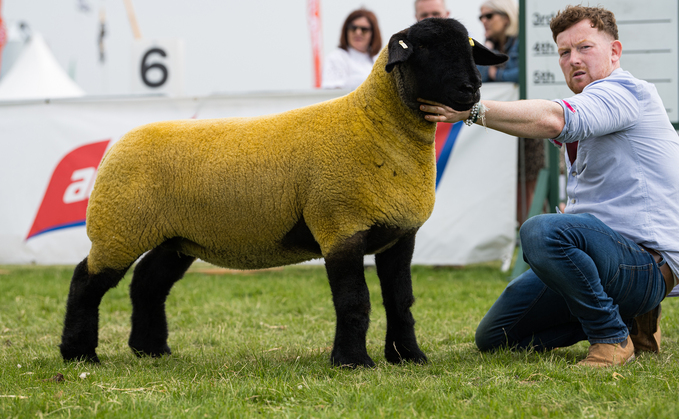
[0,33,85,100]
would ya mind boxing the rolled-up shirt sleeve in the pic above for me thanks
[552,79,641,144]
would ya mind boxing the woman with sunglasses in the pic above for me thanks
[322,9,382,90]
[478,0,519,83]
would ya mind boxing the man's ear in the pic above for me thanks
[611,39,622,64]
[471,38,508,66]
[386,30,413,73]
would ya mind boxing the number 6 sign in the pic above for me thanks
[131,39,185,96]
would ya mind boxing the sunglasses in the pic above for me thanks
[479,12,503,21]
[349,24,372,34]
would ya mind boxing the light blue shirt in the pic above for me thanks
[552,68,679,294]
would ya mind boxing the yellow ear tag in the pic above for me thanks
[399,40,408,49]
[469,37,475,47]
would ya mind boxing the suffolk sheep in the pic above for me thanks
[60,18,507,368]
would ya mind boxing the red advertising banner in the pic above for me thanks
[26,140,111,240]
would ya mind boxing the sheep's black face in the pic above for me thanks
[386,18,508,111]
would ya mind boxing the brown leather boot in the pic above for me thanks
[577,335,635,367]
[629,304,661,353]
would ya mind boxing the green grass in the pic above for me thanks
[1,262,679,418]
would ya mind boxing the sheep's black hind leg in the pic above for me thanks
[375,233,427,365]
[60,257,128,363]
[324,231,375,368]
[128,246,195,357]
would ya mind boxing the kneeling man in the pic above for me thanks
[420,5,679,367]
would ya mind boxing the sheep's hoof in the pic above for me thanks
[129,343,172,358]
[384,341,428,365]
[330,350,375,368]
[59,345,100,363]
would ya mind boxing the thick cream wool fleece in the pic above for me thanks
[86,48,437,274]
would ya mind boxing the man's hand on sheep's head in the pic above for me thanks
[418,99,470,124]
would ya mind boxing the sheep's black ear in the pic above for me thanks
[386,31,413,73]
[471,38,508,66]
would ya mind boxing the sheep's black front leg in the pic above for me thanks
[60,257,128,362]
[375,233,427,364]
[128,246,195,358]
[324,231,375,368]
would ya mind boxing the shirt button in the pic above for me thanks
[571,171,577,177]
[571,199,576,204]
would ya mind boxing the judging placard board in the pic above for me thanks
[521,0,679,125]
[131,39,185,96]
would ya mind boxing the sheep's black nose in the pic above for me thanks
[462,82,478,95]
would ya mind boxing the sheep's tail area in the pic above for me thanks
[84,127,174,274]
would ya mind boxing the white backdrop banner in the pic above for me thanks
[0,83,518,266]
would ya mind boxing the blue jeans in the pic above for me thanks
[476,213,666,351]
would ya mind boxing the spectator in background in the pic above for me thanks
[477,0,543,226]
[415,0,449,22]
[477,0,519,83]
[322,9,382,90]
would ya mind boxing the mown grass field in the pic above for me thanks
[1,262,679,418]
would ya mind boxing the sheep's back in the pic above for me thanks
[85,92,435,273]
[86,97,352,271]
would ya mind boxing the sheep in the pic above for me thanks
[59,18,507,368]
